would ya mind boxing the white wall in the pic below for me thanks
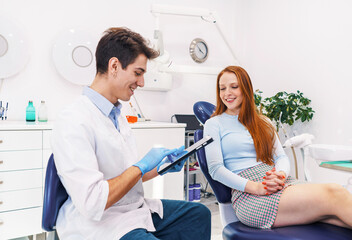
[1,0,351,183]
[0,0,235,122]
[232,0,352,183]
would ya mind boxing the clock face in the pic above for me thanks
[189,38,208,63]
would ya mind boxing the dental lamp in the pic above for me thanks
[142,4,240,91]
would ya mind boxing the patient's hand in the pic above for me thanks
[262,169,286,195]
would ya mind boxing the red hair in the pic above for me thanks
[212,66,275,165]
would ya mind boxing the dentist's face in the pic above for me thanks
[219,72,243,115]
[114,54,147,101]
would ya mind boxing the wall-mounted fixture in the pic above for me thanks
[0,17,29,79]
[52,29,97,86]
[142,4,240,92]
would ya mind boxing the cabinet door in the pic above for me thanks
[0,131,42,151]
[0,169,42,192]
[0,207,42,239]
[0,188,42,212]
[0,150,42,172]
[132,127,185,200]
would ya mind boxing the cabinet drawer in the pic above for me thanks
[0,169,42,192]
[0,188,42,212]
[0,131,42,151]
[0,207,42,239]
[0,150,42,172]
[43,130,52,150]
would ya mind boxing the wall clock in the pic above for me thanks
[189,38,209,63]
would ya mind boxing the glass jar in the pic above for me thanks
[38,100,48,122]
[26,101,35,122]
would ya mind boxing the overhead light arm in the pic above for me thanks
[151,4,240,65]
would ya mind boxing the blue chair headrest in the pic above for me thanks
[193,101,215,125]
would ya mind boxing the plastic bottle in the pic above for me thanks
[38,100,48,122]
[26,101,36,122]
[188,184,194,201]
[193,183,201,202]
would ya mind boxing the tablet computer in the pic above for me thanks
[157,135,213,175]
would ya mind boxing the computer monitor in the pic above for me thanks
[174,114,203,131]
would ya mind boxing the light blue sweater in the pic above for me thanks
[204,113,290,191]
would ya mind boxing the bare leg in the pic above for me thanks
[273,183,352,228]
[321,217,350,228]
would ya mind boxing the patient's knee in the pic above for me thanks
[324,183,348,201]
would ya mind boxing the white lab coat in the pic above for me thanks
[52,96,163,240]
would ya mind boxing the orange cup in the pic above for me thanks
[126,115,138,123]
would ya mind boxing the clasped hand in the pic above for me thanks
[260,168,286,195]
[133,146,185,176]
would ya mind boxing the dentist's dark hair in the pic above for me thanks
[212,65,276,165]
[95,27,159,74]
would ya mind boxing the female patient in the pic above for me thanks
[204,65,352,229]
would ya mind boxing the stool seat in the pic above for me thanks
[223,221,352,240]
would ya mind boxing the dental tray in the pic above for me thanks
[308,144,352,161]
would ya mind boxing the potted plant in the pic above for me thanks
[254,90,315,179]
[255,90,315,132]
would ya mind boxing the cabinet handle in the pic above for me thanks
[0,140,2,144]
[0,160,3,164]
[0,181,3,184]
[0,220,3,225]
[0,201,2,205]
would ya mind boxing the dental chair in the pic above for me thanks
[42,154,68,240]
[193,101,352,240]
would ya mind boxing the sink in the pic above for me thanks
[308,144,352,161]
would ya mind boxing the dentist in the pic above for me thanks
[52,27,211,240]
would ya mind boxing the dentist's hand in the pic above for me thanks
[157,146,188,175]
[133,147,178,176]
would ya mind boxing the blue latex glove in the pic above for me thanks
[157,146,188,175]
[133,147,178,176]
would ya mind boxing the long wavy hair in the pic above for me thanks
[212,66,275,165]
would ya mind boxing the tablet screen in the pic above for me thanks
[157,135,213,175]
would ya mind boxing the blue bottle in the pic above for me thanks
[26,101,36,122]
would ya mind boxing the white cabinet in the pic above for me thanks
[0,121,185,239]
[131,122,186,200]
[0,123,52,240]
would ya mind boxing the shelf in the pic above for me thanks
[188,169,201,175]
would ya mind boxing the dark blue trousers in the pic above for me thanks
[120,199,211,240]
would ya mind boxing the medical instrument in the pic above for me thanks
[129,102,141,118]
[131,95,150,121]
[4,102,8,120]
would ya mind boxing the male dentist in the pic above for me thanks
[51,27,211,240]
